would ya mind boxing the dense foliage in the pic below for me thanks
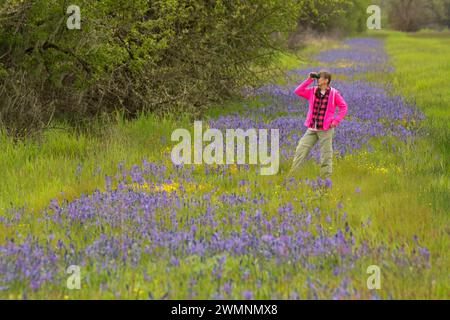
[386,0,450,32]
[0,0,301,137]
[295,0,370,34]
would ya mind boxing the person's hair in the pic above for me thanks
[318,70,332,85]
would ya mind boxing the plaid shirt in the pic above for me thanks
[308,87,330,130]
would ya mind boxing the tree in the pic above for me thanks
[387,0,435,32]
[0,0,302,137]
[294,0,370,34]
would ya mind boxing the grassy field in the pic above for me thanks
[1,31,448,299]
[385,31,450,211]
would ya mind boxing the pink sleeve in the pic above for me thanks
[331,90,348,125]
[294,77,314,99]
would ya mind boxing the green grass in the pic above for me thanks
[382,31,450,215]
[0,113,185,212]
[1,31,449,299]
[386,31,450,163]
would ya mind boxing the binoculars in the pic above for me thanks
[309,72,321,79]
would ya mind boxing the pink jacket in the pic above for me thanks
[294,77,348,130]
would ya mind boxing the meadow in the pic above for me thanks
[0,31,448,299]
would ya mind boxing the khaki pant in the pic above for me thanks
[288,127,334,179]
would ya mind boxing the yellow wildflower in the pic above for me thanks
[185,183,209,192]
[375,167,388,174]
[155,182,179,192]
[229,164,238,174]
[161,146,172,155]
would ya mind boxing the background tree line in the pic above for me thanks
[1,0,302,137]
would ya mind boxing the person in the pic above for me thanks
[288,70,348,180]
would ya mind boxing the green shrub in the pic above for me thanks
[0,0,301,137]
